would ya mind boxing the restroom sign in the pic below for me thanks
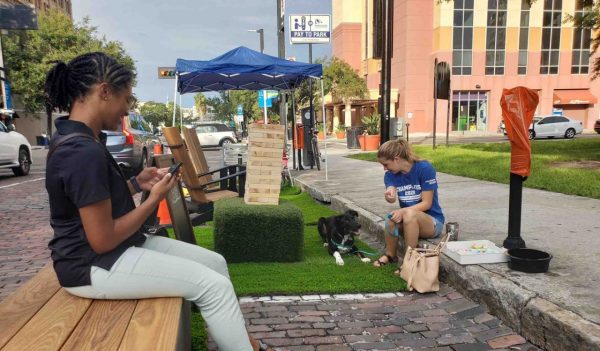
[289,14,330,44]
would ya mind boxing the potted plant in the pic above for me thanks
[317,123,325,140]
[358,113,381,151]
[335,124,346,139]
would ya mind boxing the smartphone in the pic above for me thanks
[168,162,183,176]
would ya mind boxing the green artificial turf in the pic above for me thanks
[349,138,600,199]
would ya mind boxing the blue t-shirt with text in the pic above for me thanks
[384,160,445,224]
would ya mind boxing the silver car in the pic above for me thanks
[104,112,162,176]
[195,123,237,147]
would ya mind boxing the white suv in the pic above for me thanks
[0,121,31,176]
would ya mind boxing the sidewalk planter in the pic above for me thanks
[214,198,304,263]
[359,134,380,151]
[346,126,365,149]
[336,131,346,139]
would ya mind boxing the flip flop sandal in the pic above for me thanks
[373,254,397,267]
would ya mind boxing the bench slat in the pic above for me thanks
[0,264,61,348]
[118,297,183,351]
[2,289,92,351]
[60,299,137,351]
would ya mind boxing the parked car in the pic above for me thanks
[0,121,31,176]
[195,122,237,147]
[594,118,600,134]
[499,116,542,136]
[103,112,162,176]
[529,115,583,139]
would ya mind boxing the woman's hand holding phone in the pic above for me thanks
[148,168,180,203]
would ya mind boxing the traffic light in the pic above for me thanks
[158,67,176,79]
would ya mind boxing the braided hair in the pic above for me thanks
[44,52,134,120]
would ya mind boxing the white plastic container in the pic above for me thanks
[442,240,508,265]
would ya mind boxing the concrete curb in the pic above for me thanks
[294,178,600,351]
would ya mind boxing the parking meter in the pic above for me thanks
[500,87,539,249]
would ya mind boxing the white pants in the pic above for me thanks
[65,235,252,351]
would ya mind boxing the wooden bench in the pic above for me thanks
[0,264,191,351]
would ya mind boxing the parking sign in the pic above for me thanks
[289,14,330,44]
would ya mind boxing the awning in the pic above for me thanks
[553,90,598,105]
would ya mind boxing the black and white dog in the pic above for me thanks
[317,210,371,266]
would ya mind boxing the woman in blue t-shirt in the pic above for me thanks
[373,139,445,273]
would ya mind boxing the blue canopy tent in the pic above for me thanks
[172,46,327,177]
[175,46,322,93]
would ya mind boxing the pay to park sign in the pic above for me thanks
[289,14,330,44]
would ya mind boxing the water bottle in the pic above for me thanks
[446,222,459,241]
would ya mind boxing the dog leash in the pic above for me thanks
[332,240,379,257]
[386,213,400,237]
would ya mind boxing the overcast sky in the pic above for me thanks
[72,0,332,107]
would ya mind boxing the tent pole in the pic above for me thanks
[172,74,178,127]
[263,89,268,124]
[179,92,183,127]
[320,78,328,181]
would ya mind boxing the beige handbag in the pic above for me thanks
[399,234,450,293]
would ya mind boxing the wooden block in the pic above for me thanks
[119,297,183,351]
[0,264,61,348]
[61,300,136,351]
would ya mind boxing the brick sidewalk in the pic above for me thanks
[0,175,542,350]
[0,179,52,301]
[208,288,540,351]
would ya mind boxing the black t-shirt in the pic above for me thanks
[46,117,146,287]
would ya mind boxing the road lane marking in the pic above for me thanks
[0,177,45,189]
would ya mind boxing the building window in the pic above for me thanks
[452,0,474,75]
[540,0,562,74]
[452,91,488,132]
[572,0,592,74]
[518,0,531,74]
[485,0,507,75]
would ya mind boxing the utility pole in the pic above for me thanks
[277,0,287,139]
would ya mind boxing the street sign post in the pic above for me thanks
[257,90,278,108]
[289,14,330,44]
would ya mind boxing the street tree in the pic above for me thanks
[3,10,136,135]
[193,93,208,118]
[323,57,368,129]
[139,101,169,128]
[166,102,182,127]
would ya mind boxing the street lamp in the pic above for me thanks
[247,29,264,53]
[248,28,267,123]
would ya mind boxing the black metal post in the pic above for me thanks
[406,123,410,143]
[433,58,437,149]
[446,87,451,147]
[291,88,297,170]
[504,172,527,249]
[379,0,393,144]
[307,43,314,169]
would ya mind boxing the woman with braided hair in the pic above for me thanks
[44,52,271,351]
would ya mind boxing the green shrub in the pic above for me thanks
[213,198,304,263]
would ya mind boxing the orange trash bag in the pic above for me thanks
[500,87,539,178]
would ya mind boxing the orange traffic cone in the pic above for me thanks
[153,143,163,155]
[157,199,171,225]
